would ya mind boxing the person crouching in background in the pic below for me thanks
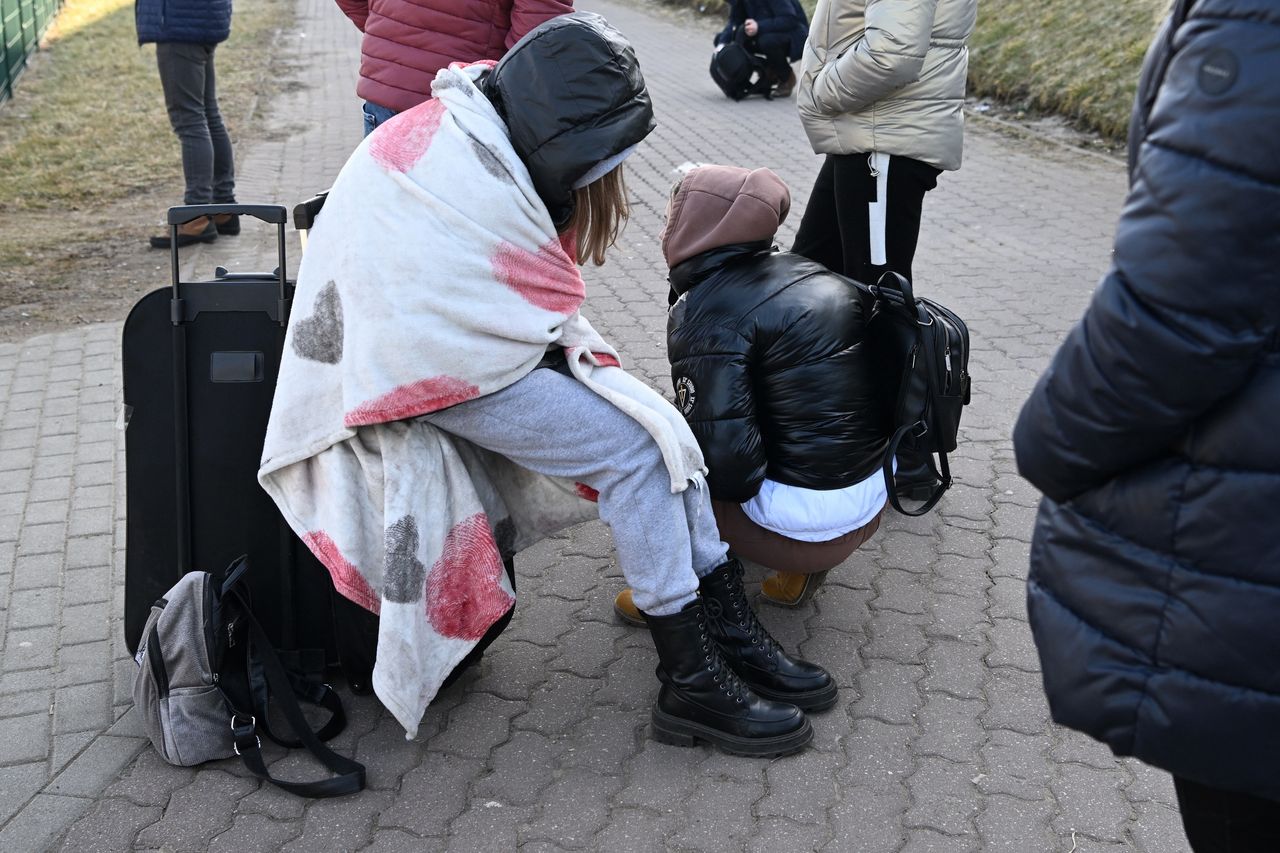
[715,0,809,97]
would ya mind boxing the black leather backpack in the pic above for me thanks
[710,28,766,100]
[866,272,971,516]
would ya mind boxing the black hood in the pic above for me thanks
[484,12,656,226]
[667,241,773,305]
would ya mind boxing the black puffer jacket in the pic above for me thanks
[1013,0,1280,800]
[484,12,656,227]
[664,167,886,503]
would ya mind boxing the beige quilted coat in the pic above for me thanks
[796,0,978,170]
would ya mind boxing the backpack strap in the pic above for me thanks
[882,407,953,516]
[877,272,954,517]
[228,608,365,798]
[247,650,347,748]
[219,555,251,599]
[219,564,346,748]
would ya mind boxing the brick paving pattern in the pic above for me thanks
[0,0,1192,850]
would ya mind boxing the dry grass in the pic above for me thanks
[0,0,292,271]
[967,0,1168,140]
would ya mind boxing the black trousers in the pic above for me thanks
[1176,776,1280,852]
[156,42,236,206]
[750,33,792,80]
[792,152,940,286]
[793,152,942,490]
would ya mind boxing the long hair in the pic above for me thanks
[562,166,631,267]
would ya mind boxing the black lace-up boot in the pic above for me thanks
[646,599,812,757]
[699,558,839,712]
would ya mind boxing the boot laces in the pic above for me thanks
[721,562,779,661]
[697,608,749,704]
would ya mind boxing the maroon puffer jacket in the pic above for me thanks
[335,0,574,113]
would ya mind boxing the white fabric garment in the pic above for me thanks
[258,60,707,736]
[742,468,888,542]
[867,151,892,266]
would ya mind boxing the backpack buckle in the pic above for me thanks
[230,714,260,755]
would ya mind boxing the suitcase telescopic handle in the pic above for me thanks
[167,204,287,225]
[166,204,290,329]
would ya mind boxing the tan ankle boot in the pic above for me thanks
[760,570,828,607]
[773,68,796,98]
[149,216,218,249]
[612,588,646,626]
[212,212,240,235]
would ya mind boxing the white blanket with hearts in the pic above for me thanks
[258,61,706,736]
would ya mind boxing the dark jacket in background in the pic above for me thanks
[1012,0,1280,801]
[715,0,808,62]
[664,167,886,504]
[136,0,231,45]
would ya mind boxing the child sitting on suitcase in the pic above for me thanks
[261,14,834,758]
[613,165,889,620]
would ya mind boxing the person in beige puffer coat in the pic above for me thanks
[790,0,976,514]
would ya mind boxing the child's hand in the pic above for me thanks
[744,19,759,36]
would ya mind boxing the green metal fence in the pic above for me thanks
[1,0,63,103]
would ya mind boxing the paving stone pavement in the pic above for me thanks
[0,0,1194,850]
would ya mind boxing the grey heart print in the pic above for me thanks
[292,280,344,364]
[383,515,427,603]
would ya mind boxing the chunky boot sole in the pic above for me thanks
[751,680,839,713]
[651,708,812,757]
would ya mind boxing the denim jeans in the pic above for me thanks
[362,101,398,137]
[155,42,235,205]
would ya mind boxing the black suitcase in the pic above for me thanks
[122,204,337,679]
[124,201,515,695]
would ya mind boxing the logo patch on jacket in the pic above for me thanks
[675,376,697,416]
[1198,49,1238,95]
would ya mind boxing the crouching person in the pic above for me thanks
[615,165,887,621]
[261,15,829,757]
[715,0,809,96]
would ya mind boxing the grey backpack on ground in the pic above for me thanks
[132,556,366,797]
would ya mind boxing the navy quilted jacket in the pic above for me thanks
[715,0,808,61]
[1013,0,1280,800]
[136,0,232,45]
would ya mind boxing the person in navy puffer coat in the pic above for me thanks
[136,0,238,248]
[1013,0,1280,848]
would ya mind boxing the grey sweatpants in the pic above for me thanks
[421,368,728,616]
